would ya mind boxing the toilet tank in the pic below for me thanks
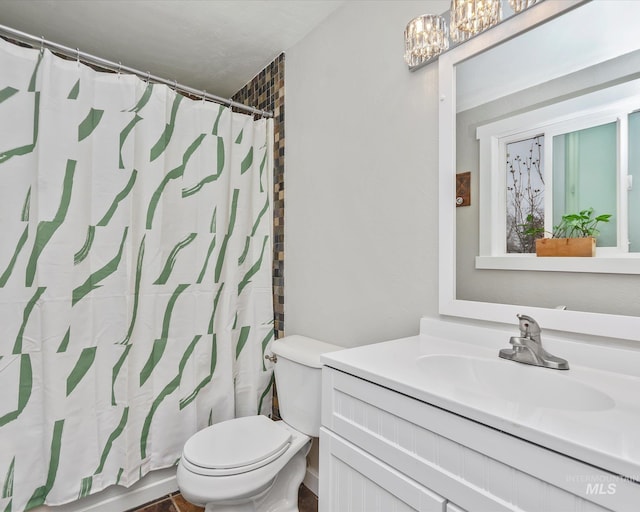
[270,335,342,437]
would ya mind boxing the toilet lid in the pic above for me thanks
[182,416,291,474]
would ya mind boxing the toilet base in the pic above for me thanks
[203,443,309,512]
[205,443,311,512]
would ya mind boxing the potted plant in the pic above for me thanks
[534,208,612,257]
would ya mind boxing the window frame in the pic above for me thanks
[475,78,640,274]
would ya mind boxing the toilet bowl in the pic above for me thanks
[177,417,311,511]
[177,335,341,512]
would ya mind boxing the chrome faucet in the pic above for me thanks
[499,314,569,370]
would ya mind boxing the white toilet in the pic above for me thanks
[177,335,341,512]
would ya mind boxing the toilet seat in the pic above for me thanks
[181,415,292,477]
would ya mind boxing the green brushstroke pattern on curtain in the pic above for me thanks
[0,38,274,512]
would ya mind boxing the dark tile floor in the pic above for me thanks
[298,485,319,512]
[127,485,318,512]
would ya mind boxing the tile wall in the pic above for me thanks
[232,53,286,341]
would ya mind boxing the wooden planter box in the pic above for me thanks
[535,237,595,257]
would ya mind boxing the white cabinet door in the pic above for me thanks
[320,428,446,512]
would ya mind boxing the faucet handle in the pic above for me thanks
[516,314,541,339]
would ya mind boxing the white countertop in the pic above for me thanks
[321,318,640,482]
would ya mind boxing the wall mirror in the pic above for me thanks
[439,0,640,341]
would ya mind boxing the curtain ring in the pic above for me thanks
[39,36,44,55]
[76,48,80,67]
[145,71,150,84]
[202,90,207,103]
[173,79,178,92]
[117,62,122,78]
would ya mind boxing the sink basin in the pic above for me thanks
[417,355,615,412]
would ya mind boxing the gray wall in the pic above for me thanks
[284,0,449,348]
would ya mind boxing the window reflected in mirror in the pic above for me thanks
[504,121,629,254]
[552,122,617,248]
[477,80,640,258]
[506,135,544,253]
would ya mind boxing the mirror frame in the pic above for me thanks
[438,0,640,342]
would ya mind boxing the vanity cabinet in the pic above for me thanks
[320,366,635,512]
[321,429,447,511]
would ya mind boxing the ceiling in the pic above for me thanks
[0,0,344,98]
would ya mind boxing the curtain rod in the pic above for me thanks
[0,23,273,118]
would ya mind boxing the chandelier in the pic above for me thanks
[404,15,449,67]
[450,0,502,43]
[405,0,539,68]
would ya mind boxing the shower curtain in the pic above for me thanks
[0,38,275,512]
